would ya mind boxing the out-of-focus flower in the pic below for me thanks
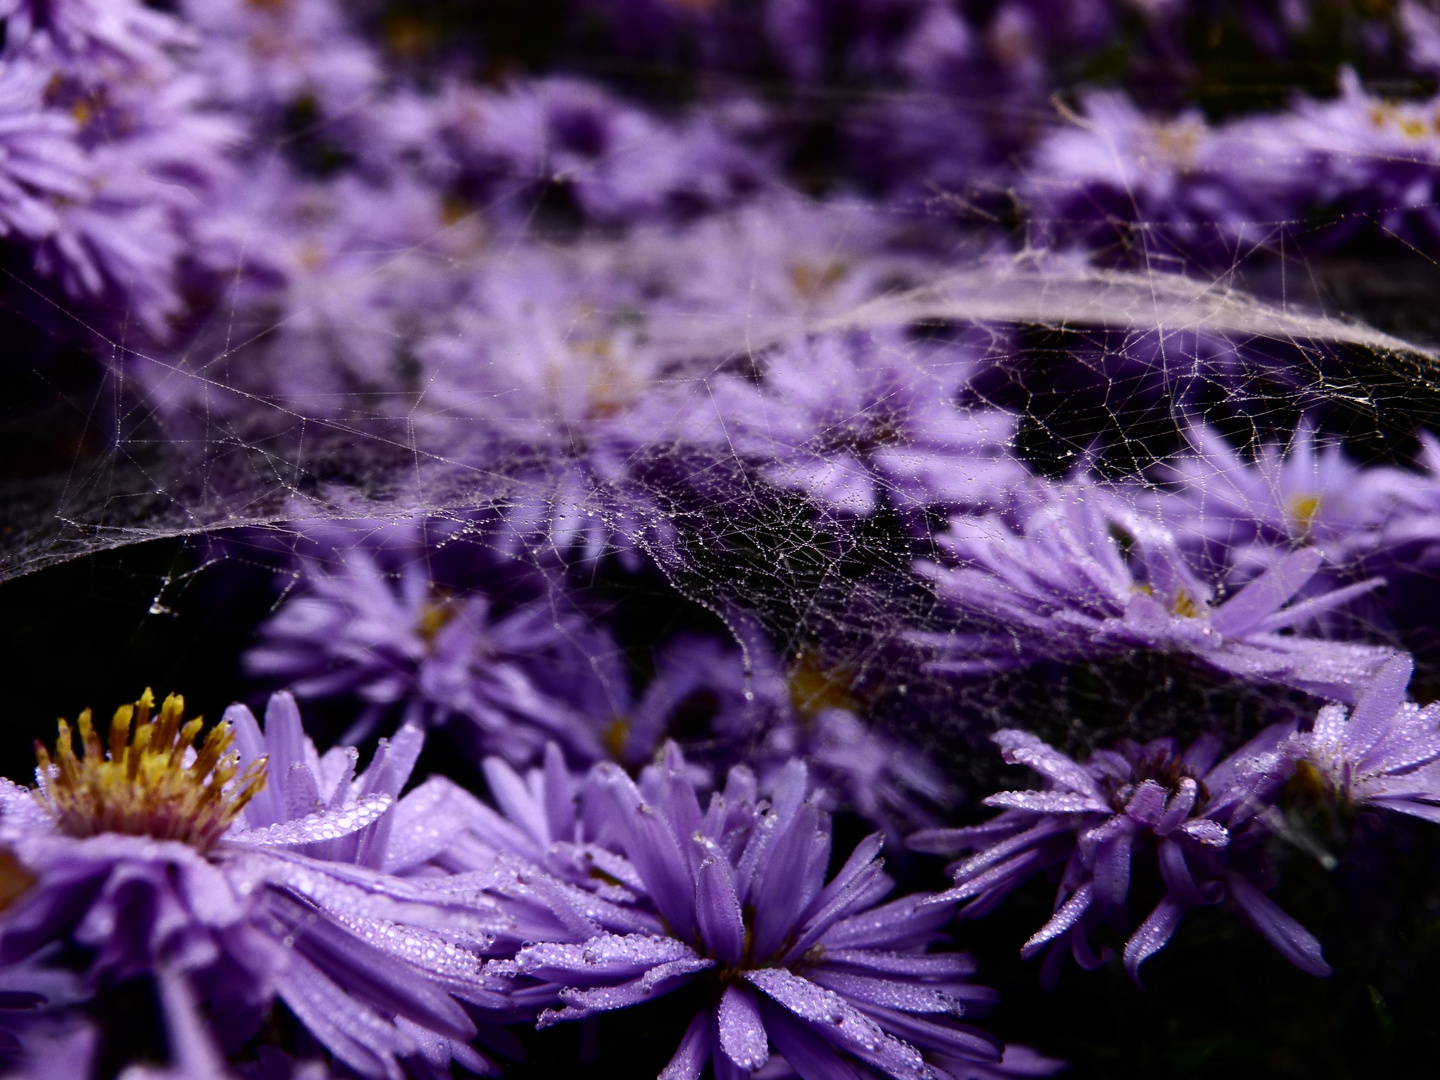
[415,77,773,226]
[1022,91,1278,269]
[909,725,1329,985]
[517,743,1012,1079]
[0,689,511,1080]
[1152,422,1401,572]
[1292,653,1440,821]
[712,330,1026,519]
[915,482,1396,702]
[245,550,627,763]
[180,0,379,121]
[0,0,190,72]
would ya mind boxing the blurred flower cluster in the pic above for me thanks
[6,0,1440,1077]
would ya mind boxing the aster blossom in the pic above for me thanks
[1291,653,1440,821]
[515,742,1015,1080]
[909,725,1330,985]
[915,483,1396,702]
[711,330,1026,519]
[0,689,513,1080]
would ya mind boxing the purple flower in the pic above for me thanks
[915,482,1397,703]
[1151,422,1402,573]
[711,330,1027,519]
[179,0,380,119]
[0,0,190,71]
[1021,90,1278,268]
[417,76,773,226]
[245,549,621,762]
[515,743,1011,1080]
[0,59,89,247]
[1292,653,1440,821]
[909,726,1330,985]
[0,689,512,1079]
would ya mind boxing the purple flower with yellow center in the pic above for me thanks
[515,743,1012,1080]
[245,550,622,763]
[910,726,1330,986]
[1291,653,1440,821]
[1152,422,1401,573]
[915,482,1396,703]
[0,689,512,1080]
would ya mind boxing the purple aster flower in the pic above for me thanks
[1022,90,1279,269]
[179,0,380,119]
[711,329,1027,520]
[515,742,1012,1080]
[0,59,89,248]
[915,482,1396,703]
[909,725,1330,985]
[1292,653,1440,821]
[0,689,514,1079]
[0,0,190,71]
[244,548,614,761]
[1151,421,1402,573]
[419,76,774,226]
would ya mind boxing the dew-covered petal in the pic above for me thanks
[1122,896,1187,986]
[717,982,770,1072]
[695,852,745,968]
[806,967,959,1016]
[229,795,393,848]
[660,1009,713,1080]
[1020,882,1094,961]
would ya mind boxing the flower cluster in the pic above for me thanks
[10,0,1440,1076]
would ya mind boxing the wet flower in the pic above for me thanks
[909,726,1329,985]
[915,482,1397,703]
[516,743,1010,1079]
[0,689,511,1080]
[1292,653,1440,821]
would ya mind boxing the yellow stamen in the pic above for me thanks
[1288,494,1321,535]
[32,689,268,852]
[787,648,862,719]
[1171,589,1203,619]
[0,849,34,912]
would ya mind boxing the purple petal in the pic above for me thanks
[695,853,746,968]
[1020,882,1094,961]
[1123,781,1167,827]
[659,1010,713,1080]
[1208,546,1321,637]
[982,792,1109,814]
[1227,874,1331,976]
[1122,897,1187,986]
[750,804,825,962]
[744,967,845,1025]
[717,982,770,1072]
[230,794,393,847]
[1344,652,1415,761]
[543,742,577,843]
[1092,828,1134,910]
[628,804,699,939]
[806,968,959,1015]
[993,731,1102,798]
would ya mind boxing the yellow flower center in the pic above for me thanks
[1288,494,1321,535]
[33,689,268,853]
[787,648,861,720]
